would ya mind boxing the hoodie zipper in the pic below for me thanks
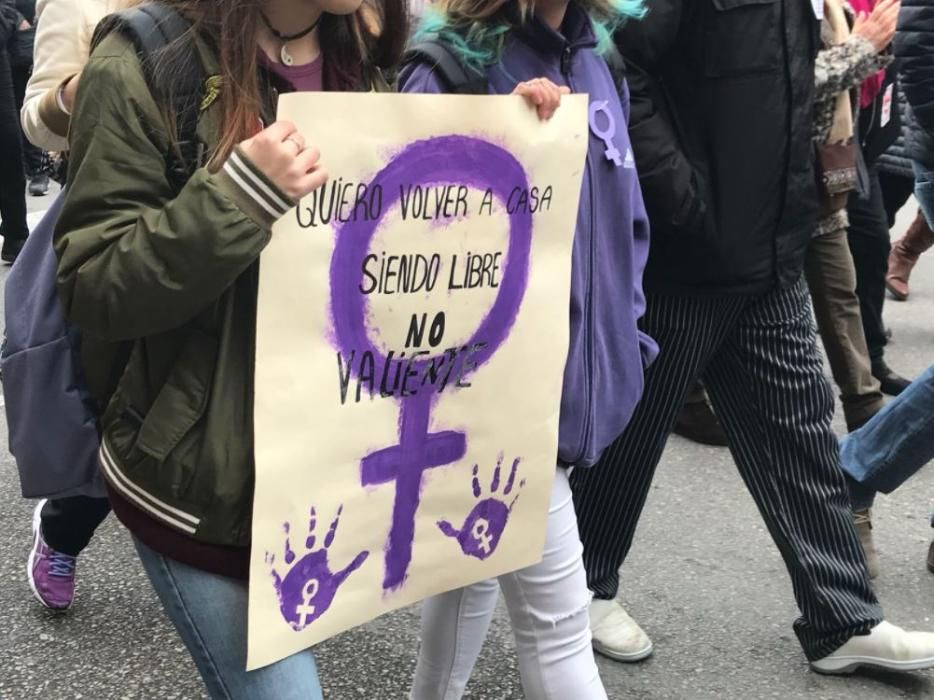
[563,45,596,465]
[861,95,878,150]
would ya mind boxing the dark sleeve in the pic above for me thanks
[615,0,704,237]
[896,2,934,132]
[15,0,34,23]
[0,0,24,44]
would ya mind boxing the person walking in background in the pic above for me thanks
[896,1,934,243]
[876,0,934,581]
[805,0,896,436]
[571,0,934,675]
[8,0,47,196]
[18,0,123,613]
[880,89,934,302]
[804,0,897,581]
[21,0,120,159]
[0,0,28,263]
[877,88,920,227]
[845,0,912,397]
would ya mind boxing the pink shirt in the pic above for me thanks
[260,52,323,92]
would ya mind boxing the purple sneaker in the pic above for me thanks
[27,500,77,610]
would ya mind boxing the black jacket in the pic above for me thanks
[0,0,22,45]
[858,64,900,167]
[877,89,917,180]
[896,0,934,166]
[617,0,820,295]
[7,0,32,67]
[0,0,31,66]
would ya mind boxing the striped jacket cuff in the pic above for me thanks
[215,147,295,229]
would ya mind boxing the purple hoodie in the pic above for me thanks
[399,5,657,467]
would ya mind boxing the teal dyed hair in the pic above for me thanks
[594,0,646,55]
[414,7,509,69]
[414,0,646,70]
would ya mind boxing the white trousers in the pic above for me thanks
[411,469,607,700]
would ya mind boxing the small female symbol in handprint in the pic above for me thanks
[266,505,369,632]
[438,457,525,560]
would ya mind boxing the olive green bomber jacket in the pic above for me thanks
[55,32,298,546]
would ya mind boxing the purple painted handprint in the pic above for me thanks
[267,505,369,632]
[438,457,525,560]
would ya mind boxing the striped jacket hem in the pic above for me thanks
[98,440,202,536]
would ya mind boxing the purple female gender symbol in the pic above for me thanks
[331,135,533,591]
[588,101,621,167]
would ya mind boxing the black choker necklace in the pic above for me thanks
[260,11,322,66]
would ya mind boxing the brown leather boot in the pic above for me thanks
[886,210,934,301]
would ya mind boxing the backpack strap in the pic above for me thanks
[93,3,207,188]
[402,39,489,95]
[603,50,625,92]
[404,38,629,104]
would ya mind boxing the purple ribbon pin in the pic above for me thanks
[331,136,533,591]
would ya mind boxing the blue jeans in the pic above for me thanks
[913,161,934,229]
[133,538,323,700]
[840,362,934,527]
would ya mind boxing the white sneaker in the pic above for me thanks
[811,621,934,675]
[589,599,654,662]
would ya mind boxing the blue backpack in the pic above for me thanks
[2,3,206,499]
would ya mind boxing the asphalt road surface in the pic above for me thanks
[0,189,931,699]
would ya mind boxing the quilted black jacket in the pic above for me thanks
[616,0,821,295]
[896,0,934,166]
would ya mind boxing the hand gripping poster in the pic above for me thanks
[249,92,588,669]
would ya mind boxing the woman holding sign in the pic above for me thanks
[399,0,654,697]
[51,0,406,697]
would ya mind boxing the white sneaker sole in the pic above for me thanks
[811,654,934,675]
[592,638,654,663]
[26,499,69,611]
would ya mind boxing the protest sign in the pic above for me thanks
[249,92,588,669]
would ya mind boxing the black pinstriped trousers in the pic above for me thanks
[570,278,883,660]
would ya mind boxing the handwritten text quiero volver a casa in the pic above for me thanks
[306,181,555,406]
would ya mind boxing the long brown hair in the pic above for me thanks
[151,0,409,164]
